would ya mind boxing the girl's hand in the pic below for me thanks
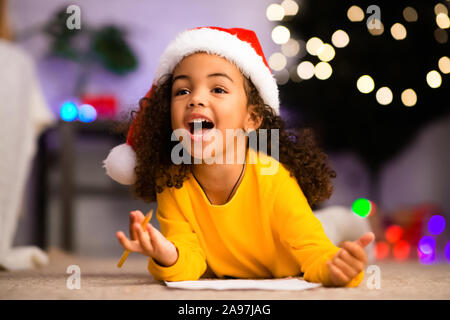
[116,210,179,267]
[326,232,375,287]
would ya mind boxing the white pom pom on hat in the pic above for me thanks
[103,26,280,185]
[103,143,137,185]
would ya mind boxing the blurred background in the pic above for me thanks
[2,0,449,265]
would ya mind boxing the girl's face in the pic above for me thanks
[170,52,255,162]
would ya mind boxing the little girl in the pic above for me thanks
[104,26,374,287]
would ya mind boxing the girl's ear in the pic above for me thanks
[245,104,262,131]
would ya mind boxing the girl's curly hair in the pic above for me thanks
[125,72,336,207]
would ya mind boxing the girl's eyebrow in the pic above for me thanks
[173,73,234,83]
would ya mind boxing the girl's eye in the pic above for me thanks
[213,87,226,94]
[175,89,189,96]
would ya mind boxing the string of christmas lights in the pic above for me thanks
[266,1,448,107]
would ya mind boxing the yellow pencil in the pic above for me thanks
[117,209,154,268]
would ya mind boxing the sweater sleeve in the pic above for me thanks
[273,174,364,288]
[147,188,207,282]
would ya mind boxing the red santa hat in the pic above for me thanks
[103,26,280,185]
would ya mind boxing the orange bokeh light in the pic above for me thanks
[374,241,390,260]
[385,225,403,244]
[393,240,411,261]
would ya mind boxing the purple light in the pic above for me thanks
[418,236,436,255]
[428,215,446,235]
[445,241,450,264]
[418,248,436,265]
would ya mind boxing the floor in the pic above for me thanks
[1,248,449,300]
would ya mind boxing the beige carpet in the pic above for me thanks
[1,248,449,300]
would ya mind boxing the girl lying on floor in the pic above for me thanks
[104,26,374,287]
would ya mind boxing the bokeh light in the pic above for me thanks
[266,4,285,21]
[317,43,335,62]
[403,7,418,22]
[445,241,450,264]
[376,87,393,105]
[418,236,436,255]
[272,26,291,44]
[418,248,435,265]
[78,104,97,123]
[436,13,450,29]
[428,215,446,235]
[281,39,300,57]
[438,56,450,74]
[269,52,287,71]
[347,5,364,22]
[331,29,350,48]
[401,89,417,107]
[59,101,78,122]
[435,3,448,15]
[314,62,332,80]
[274,68,290,85]
[385,225,403,244]
[306,37,323,55]
[391,23,407,40]
[426,70,442,88]
[393,240,411,261]
[296,61,315,80]
[281,0,299,16]
[368,19,384,36]
[351,198,371,218]
[375,241,390,260]
[434,28,448,43]
[356,75,375,93]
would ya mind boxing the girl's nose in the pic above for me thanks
[188,91,206,108]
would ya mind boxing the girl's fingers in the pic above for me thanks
[355,232,375,248]
[116,231,142,253]
[333,257,359,279]
[129,210,145,240]
[146,224,157,247]
[134,210,145,224]
[147,223,165,244]
[147,224,171,253]
[327,261,349,286]
[129,212,137,240]
[136,223,153,255]
[340,245,366,270]
[340,241,365,261]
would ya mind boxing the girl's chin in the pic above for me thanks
[189,147,221,161]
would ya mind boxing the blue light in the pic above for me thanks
[60,101,78,122]
[428,215,446,235]
[78,104,97,123]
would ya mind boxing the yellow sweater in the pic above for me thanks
[147,148,364,287]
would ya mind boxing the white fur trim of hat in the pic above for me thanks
[154,27,279,114]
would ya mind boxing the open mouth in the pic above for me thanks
[188,119,215,135]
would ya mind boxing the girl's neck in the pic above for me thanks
[191,145,248,197]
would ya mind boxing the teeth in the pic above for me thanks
[189,118,210,123]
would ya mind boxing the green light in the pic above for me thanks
[352,198,371,218]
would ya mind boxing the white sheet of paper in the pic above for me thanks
[165,277,322,291]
